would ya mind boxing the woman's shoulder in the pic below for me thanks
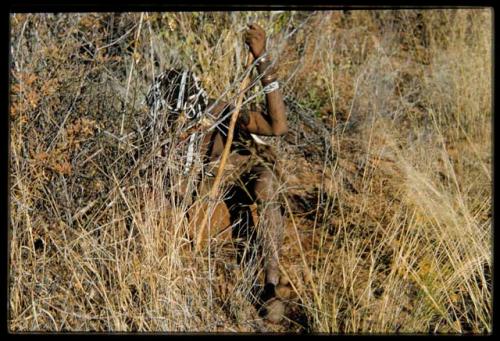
[207,99,232,119]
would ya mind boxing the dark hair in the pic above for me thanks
[146,68,209,125]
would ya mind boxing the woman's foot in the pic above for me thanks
[258,283,286,324]
[260,297,285,324]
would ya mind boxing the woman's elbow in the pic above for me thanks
[272,124,288,136]
[272,107,288,136]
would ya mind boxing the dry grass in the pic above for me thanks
[9,9,492,333]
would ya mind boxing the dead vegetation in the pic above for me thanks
[9,9,492,333]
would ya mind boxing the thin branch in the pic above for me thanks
[194,52,255,252]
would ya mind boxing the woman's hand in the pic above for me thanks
[245,23,266,58]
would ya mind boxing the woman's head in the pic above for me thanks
[146,68,209,125]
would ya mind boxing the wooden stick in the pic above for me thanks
[195,52,255,252]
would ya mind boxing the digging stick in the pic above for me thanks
[194,52,255,252]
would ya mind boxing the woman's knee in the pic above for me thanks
[254,170,278,202]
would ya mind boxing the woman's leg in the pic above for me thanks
[251,165,284,288]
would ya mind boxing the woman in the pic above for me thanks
[146,23,288,322]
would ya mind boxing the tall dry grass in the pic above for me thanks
[9,9,492,333]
